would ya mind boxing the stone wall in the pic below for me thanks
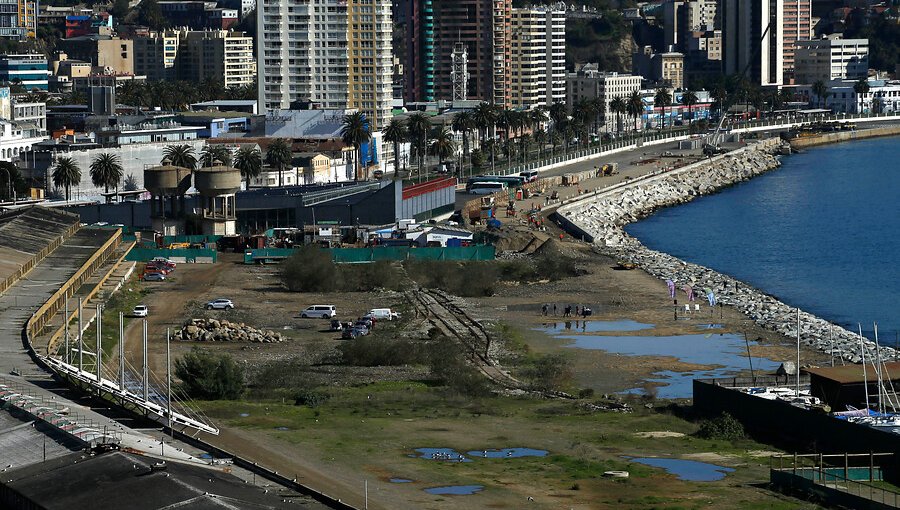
[557,139,894,363]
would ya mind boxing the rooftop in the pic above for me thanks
[804,362,900,385]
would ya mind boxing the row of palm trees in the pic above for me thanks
[51,153,125,202]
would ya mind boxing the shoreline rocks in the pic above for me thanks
[558,138,894,363]
[174,318,284,343]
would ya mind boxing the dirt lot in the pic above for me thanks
[114,237,827,510]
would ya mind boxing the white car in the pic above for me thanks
[206,298,234,310]
[132,305,149,317]
[301,305,337,318]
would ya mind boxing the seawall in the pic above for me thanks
[557,138,894,363]
[790,125,900,149]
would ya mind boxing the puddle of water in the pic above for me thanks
[537,319,654,333]
[199,453,213,459]
[696,323,724,329]
[274,426,290,431]
[239,413,250,417]
[390,478,413,483]
[466,448,548,458]
[424,485,484,495]
[627,457,734,481]
[539,330,778,399]
[412,448,472,462]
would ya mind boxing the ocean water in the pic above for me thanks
[625,135,900,342]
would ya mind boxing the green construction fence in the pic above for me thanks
[243,245,495,264]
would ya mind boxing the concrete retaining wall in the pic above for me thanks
[789,125,900,149]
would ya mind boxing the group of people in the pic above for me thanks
[541,303,591,318]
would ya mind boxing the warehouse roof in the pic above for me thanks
[804,362,900,385]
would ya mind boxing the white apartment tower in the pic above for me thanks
[509,7,565,109]
[794,36,869,85]
[257,0,393,131]
[722,0,783,87]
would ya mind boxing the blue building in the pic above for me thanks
[0,54,50,91]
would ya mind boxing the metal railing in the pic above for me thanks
[771,453,900,508]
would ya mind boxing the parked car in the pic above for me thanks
[301,305,337,319]
[351,325,370,336]
[142,273,166,282]
[132,305,149,317]
[151,257,176,269]
[355,317,374,329]
[205,298,234,310]
[365,308,399,321]
[342,327,361,339]
[144,264,170,275]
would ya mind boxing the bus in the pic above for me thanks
[467,181,508,195]
[465,175,525,191]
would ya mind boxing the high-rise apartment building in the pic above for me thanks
[0,54,50,90]
[663,0,717,51]
[180,30,256,87]
[0,0,36,39]
[509,7,565,108]
[722,0,783,87]
[133,30,181,81]
[258,0,393,131]
[566,64,641,128]
[794,36,868,85]
[402,0,511,104]
[782,0,811,83]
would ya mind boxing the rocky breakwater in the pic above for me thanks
[174,318,285,343]
[558,139,894,363]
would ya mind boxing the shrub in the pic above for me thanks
[338,336,425,366]
[294,389,329,408]
[339,260,403,291]
[281,245,337,292]
[521,354,573,392]
[404,260,498,297]
[578,388,595,399]
[696,412,746,440]
[426,340,490,397]
[174,347,244,400]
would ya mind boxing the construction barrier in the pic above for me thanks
[244,245,496,264]
[125,248,218,263]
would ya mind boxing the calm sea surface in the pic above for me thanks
[625,135,900,342]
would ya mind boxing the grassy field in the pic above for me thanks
[198,382,820,509]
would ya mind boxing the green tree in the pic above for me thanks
[137,0,167,31]
[89,152,124,203]
[199,144,232,167]
[123,173,139,192]
[681,90,699,131]
[340,111,371,181]
[812,80,828,110]
[174,348,244,400]
[233,146,262,188]
[52,157,81,201]
[162,144,197,169]
[265,138,292,187]
[853,78,870,114]
[281,245,337,292]
[654,88,672,130]
[383,117,407,178]
[110,0,130,21]
[472,102,497,172]
[429,127,456,168]
[405,112,431,177]
[0,161,25,201]
[609,96,626,135]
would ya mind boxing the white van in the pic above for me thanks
[366,308,399,321]
[301,305,337,318]
[520,170,539,182]
[468,181,507,195]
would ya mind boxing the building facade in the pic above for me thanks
[257,0,393,133]
[722,0,783,87]
[803,78,900,114]
[509,7,565,108]
[566,65,642,129]
[57,37,134,76]
[663,0,717,51]
[0,54,49,90]
[133,30,181,81]
[793,36,868,85]
[0,0,35,39]
[180,30,256,87]
[781,0,811,83]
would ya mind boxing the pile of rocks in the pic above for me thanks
[174,318,284,343]
[558,139,895,363]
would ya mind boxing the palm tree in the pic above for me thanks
[853,78,870,114]
[654,88,672,130]
[681,90,699,131]
[383,117,408,178]
[265,138,293,187]
[199,144,232,167]
[89,152,124,203]
[233,146,262,188]
[627,90,643,134]
[533,127,547,158]
[451,111,475,176]
[162,144,197,169]
[340,111,371,182]
[52,156,81,202]
[472,102,497,173]
[609,97,626,135]
[812,80,828,110]
[406,112,431,177]
[429,127,456,171]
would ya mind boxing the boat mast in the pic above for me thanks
[860,323,870,412]
[796,309,801,398]
[875,323,883,414]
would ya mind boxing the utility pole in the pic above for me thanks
[166,328,172,438]
[78,297,83,372]
[96,304,102,390]
[142,319,149,401]
[119,312,125,391]
[64,297,69,364]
